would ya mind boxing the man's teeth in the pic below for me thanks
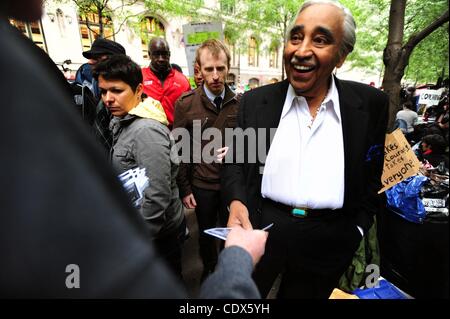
[293,65,314,71]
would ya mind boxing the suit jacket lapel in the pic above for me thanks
[335,77,369,206]
[256,80,290,154]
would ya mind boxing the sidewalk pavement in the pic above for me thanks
[180,208,279,298]
[181,208,202,297]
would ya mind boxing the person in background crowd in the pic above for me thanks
[173,39,240,282]
[94,54,186,279]
[75,38,126,100]
[0,0,268,298]
[418,134,449,168]
[142,38,190,127]
[171,63,183,74]
[193,62,204,88]
[74,38,126,152]
[436,96,449,141]
[416,95,449,143]
[402,85,419,111]
[396,100,418,142]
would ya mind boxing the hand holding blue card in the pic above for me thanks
[204,223,274,241]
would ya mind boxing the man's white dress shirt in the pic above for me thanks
[262,76,345,209]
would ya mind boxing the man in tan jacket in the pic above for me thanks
[173,39,239,281]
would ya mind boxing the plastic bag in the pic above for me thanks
[421,177,449,222]
[386,175,428,223]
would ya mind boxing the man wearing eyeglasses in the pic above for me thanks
[142,38,190,127]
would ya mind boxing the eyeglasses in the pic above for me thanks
[151,51,170,58]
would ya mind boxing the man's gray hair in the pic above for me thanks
[285,0,356,59]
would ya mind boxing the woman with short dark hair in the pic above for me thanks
[94,55,186,278]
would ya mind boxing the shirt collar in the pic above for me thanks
[327,75,341,123]
[280,85,297,119]
[281,76,341,123]
[203,84,225,102]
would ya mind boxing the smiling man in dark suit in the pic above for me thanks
[222,0,388,298]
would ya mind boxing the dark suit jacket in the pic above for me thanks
[222,78,388,233]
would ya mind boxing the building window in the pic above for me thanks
[9,19,48,52]
[225,38,237,67]
[141,16,165,60]
[269,47,279,68]
[248,37,259,67]
[78,10,114,51]
[269,39,280,69]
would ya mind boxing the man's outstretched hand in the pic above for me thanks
[227,200,253,229]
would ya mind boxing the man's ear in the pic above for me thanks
[336,53,348,68]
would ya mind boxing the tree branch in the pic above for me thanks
[83,17,100,37]
[404,1,427,28]
[111,0,140,13]
[404,10,449,52]
[111,9,148,37]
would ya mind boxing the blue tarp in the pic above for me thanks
[386,175,428,223]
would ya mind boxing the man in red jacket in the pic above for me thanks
[142,38,190,127]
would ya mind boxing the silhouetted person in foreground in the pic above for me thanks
[0,0,268,298]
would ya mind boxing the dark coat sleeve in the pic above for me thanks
[355,88,389,233]
[221,93,249,207]
[173,97,193,198]
[199,247,261,299]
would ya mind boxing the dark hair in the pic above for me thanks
[403,101,414,111]
[286,0,356,60]
[171,63,183,74]
[93,55,142,92]
[422,134,447,154]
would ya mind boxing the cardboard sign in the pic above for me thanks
[418,89,443,106]
[182,22,223,77]
[378,129,421,193]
